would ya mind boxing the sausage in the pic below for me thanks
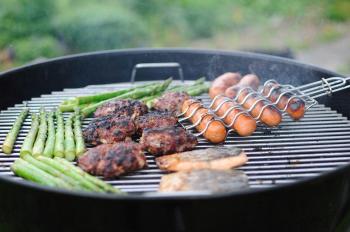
[209,72,242,99]
[211,96,257,136]
[182,99,227,144]
[225,74,260,98]
[236,89,282,127]
[262,82,305,120]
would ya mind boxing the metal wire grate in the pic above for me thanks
[1,81,350,194]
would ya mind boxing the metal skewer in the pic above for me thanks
[178,76,350,141]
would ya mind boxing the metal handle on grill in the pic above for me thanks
[130,62,184,83]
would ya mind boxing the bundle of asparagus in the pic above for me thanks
[59,77,209,117]
[59,78,172,115]
[12,155,121,194]
[19,108,85,161]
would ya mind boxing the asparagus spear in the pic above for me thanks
[55,157,121,194]
[58,104,76,112]
[73,89,129,105]
[59,82,157,112]
[74,82,156,105]
[43,111,55,157]
[140,94,161,103]
[187,83,210,96]
[37,156,103,192]
[11,158,72,189]
[2,108,29,154]
[60,99,76,106]
[168,77,206,92]
[193,77,206,85]
[145,79,209,107]
[81,78,173,117]
[59,103,92,112]
[32,108,48,157]
[20,114,39,157]
[64,114,76,161]
[22,154,86,191]
[74,108,86,157]
[54,110,65,158]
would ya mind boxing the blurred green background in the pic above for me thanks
[0,0,349,73]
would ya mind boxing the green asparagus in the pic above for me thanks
[59,103,92,112]
[11,158,72,189]
[54,110,65,158]
[22,154,85,190]
[81,77,172,117]
[140,94,161,103]
[167,77,206,93]
[59,82,157,112]
[37,156,103,192]
[75,82,157,104]
[2,108,29,154]
[32,108,48,157]
[144,78,208,108]
[74,109,86,157]
[187,83,210,96]
[54,157,121,193]
[193,77,206,85]
[64,114,76,161]
[58,103,76,112]
[20,114,39,157]
[43,111,55,157]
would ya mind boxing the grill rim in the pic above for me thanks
[0,48,348,201]
[0,47,342,81]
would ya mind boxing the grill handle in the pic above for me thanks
[130,62,184,83]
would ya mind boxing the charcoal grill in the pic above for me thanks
[0,49,350,232]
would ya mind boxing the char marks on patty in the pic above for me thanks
[78,142,147,178]
[140,126,197,156]
[83,115,135,145]
[94,99,148,118]
[153,92,190,115]
[135,111,178,135]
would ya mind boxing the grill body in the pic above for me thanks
[0,49,350,232]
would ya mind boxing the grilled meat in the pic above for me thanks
[78,142,147,178]
[153,92,190,115]
[156,147,247,171]
[135,111,178,135]
[83,115,135,145]
[140,126,197,156]
[94,99,148,118]
[159,169,249,193]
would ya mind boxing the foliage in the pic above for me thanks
[11,36,63,63]
[54,3,148,51]
[325,0,350,22]
[0,0,55,47]
[0,0,349,71]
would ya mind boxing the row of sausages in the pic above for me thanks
[180,72,306,143]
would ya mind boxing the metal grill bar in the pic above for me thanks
[1,80,350,194]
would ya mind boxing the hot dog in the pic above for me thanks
[236,88,282,127]
[211,96,257,136]
[225,74,260,98]
[262,82,305,120]
[182,99,227,144]
[209,72,242,99]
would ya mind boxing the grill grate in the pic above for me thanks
[1,81,350,194]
